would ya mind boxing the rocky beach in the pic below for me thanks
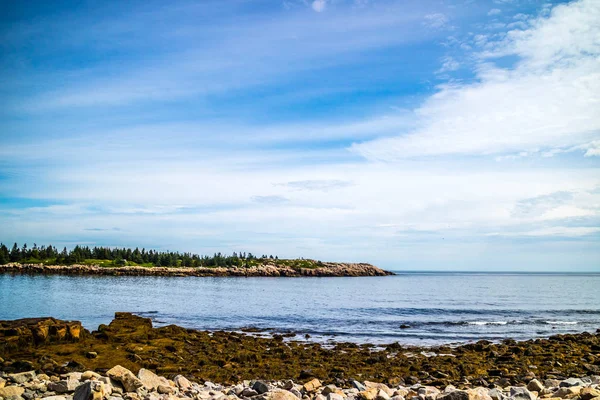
[0,314,599,400]
[0,263,392,278]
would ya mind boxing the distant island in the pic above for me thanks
[0,243,392,277]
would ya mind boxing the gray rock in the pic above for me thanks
[48,380,79,394]
[74,381,104,400]
[437,390,469,400]
[9,372,36,384]
[509,387,535,400]
[544,380,560,390]
[241,388,259,397]
[253,381,270,395]
[560,379,584,388]
[290,389,302,399]
[174,376,191,391]
[353,383,366,393]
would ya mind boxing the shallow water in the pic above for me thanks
[1,272,599,346]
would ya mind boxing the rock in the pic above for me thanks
[74,381,105,400]
[0,387,25,398]
[554,387,582,398]
[527,381,544,393]
[241,388,259,397]
[581,388,600,400]
[82,371,101,380]
[266,390,303,400]
[86,352,98,359]
[364,383,393,397]
[41,396,67,400]
[157,385,176,395]
[391,396,405,400]
[437,391,469,400]
[509,387,535,400]
[137,369,167,391]
[303,380,322,393]
[174,376,191,391]
[290,388,303,399]
[315,395,327,400]
[467,388,491,400]
[0,377,5,389]
[328,394,345,400]
[48,380,79,394]
[9,372,36,384]
[253,381,270,395]
[107,366,144,393]
[376,389,391,400]
[544,381,560,389]
[359,388,379,400]
[559,379,583,388]
[353,382,367,392]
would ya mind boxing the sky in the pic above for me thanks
[0,0,599,271]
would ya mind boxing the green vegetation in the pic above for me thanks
[0,242,323,269]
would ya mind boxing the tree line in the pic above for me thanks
[0,243,279,268]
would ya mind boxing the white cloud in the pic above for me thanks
[488,9,502,16]
[352,0,600,160]
[312,0,326,12]
[423,13,448,29]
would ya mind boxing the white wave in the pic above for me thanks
[468,321,508,325]
[545,321,578,325]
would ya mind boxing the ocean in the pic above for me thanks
[1,272,599,346]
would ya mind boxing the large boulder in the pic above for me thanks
[266,389,301,400]
[509,387,535,400]
[0,386,25,398]
[137,369,167,391]
[438,390,470,400]
[106,365,144,393]
[8,371,36,384]
[303,379,322,393]
[74,381,106,400]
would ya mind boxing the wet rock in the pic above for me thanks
[8,372,36,384]
[107,366,144,393]
[559,379,583,388]
[253,381,270,394]
[85,352,98,359]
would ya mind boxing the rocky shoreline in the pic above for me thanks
[1,314,600,389]
[0,263,392,278]
[1,365,599,400]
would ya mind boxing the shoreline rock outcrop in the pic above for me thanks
[0,263,393,278]
[1,313,599,387]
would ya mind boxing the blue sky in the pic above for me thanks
[1,0,599,271]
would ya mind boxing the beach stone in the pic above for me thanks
[581,388,600,400]
[391,396,405,400]
[544,381,560,390]
[174,376,191,391]
[488,390,506,400]
[376,390,391,400]
[82,371,101,381]
[554,387,581,398]
[9,372,36,384]
[137,369,166,391]
[438,390,469,400]
[527,381,544,393]
[48,380,79,394]
[0,387,25,398]
[290,388,302,399]
[74,381,105,400]
[107,366,143,394]
[365,383,393,397]
[328,394,345,400]
[509,387,535,400]
[266,390,303,400]
[467,388,491,400]
[353,383,367,392]
[0,378,5,389]
[157,385,176,395]
[560,380,583,388]
[359,388,379,400]
[41,396,67,400]
[303,380,322,393]
[241,388,259,397]
[253,381,270,395]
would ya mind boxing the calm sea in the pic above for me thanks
[1,272,599,346]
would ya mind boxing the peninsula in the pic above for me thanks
[0,243,392,277]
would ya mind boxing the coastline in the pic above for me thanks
[0,262,393,278]
[2,313,599,386]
